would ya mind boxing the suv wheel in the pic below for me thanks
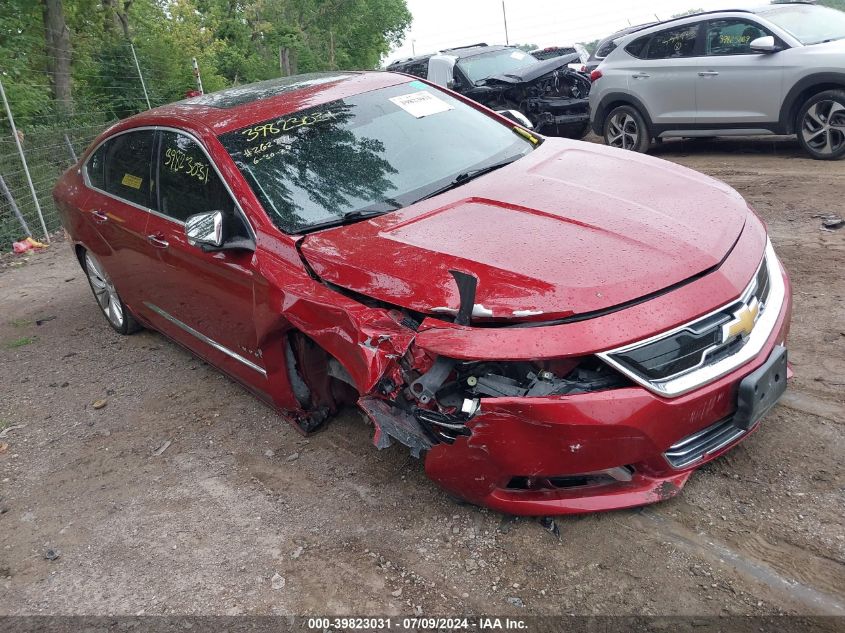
[797,90,845,160]
[604,105,650,153]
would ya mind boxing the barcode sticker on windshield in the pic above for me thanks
[389,91,453,118]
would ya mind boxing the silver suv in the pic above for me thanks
[589,2,845,160]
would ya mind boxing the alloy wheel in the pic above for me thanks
[606,112,640,150]
[85,253,125,329]
[802,99,845,156]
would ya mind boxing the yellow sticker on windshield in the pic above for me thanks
[121,173,143,189]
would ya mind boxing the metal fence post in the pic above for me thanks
[130,42,152,110]
[0,174,31,237]
[0,77,51,243]
[192,57,204,95]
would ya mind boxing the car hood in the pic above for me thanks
[299,140,750,323]
[483,54,580,84]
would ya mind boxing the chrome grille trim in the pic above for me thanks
[664,417,748,469]
[598,239,785,398]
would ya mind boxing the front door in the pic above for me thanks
[142,129,267,390]
[695,18,786,125]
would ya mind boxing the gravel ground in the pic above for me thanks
[0,135,843,618]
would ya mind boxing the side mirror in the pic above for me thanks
[750,36,778,53]
[186,210,223,248]
[496,109,534,129]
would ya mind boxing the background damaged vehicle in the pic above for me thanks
[387,44,592,138]
[53,71,793,516]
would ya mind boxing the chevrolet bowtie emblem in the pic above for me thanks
[723,298,760,342]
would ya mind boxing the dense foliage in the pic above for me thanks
[1,0,412,124]
[0,0,410,248]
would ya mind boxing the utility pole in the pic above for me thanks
[411,39,416,56]
[502,1,509,45]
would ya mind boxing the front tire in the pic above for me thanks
[603,105,651,153]
[83,251,141,335]
[796,90,845,160]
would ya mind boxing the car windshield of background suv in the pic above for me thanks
[456,49,536,83]
[218,82,533,233]
[759,5,845,45]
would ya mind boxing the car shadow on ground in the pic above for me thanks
[647,135,808,159]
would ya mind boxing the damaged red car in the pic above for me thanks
[53,71,792,515]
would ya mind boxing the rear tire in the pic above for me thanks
[796,90,845,161]
[83,251,142,335]
[603,105,651,153]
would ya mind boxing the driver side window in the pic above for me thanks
[705,19,772,56]
[156,131,248,238]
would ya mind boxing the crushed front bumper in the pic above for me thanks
[422,272,792,516]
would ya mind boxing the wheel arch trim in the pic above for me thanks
[780,73,845,134]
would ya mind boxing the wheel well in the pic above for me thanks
[74,244,86,269]
[594,96,651,135]
[599,100,635,126]
[786,83,845,133]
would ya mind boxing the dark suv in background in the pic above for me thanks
[387,43,591,138]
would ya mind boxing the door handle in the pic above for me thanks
[90,210,108,223]
[631,72,650,79]
[698,71,719,77]
[147,234,169,249]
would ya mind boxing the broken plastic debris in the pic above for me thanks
[12,237,47,254]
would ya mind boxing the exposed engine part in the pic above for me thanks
[432,359,629,409]
[412,407,473,445]
[359,396,435,458]
[408,355,456,404]
[468,67,592,138]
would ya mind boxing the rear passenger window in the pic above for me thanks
[625,36,650,59]
[645,24,700,59]
[705,19,771,56]
[156,131,248,237]
[88,130,156,208]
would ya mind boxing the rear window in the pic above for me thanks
[644,24,700,59]
[87,130,156,209]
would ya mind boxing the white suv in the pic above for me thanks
[589,2,845,160]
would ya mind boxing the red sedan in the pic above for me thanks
[53,71,792,515]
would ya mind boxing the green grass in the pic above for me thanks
[4,336,36,348]
[0,419,9,432]
[8,319,30,328]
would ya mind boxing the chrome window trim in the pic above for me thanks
[598,239,785,398]
[82,125,255,240]
[143,301,267,377]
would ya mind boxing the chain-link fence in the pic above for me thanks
[0,40,193,251]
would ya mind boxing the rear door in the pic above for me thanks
[83,129,156,309]
[695,18,785,125]
[141,129,267,389]
[624,23,703,126]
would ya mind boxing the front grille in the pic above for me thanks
[599,240,784,398]
[664,416,747,469]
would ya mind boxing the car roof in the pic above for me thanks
[113,71,412,136]
[441,44,514,59]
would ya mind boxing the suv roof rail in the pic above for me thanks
[442,43,489,51]
[637,8,754,31]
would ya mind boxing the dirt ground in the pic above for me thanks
[0,135,843,618]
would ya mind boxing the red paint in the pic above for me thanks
[53,72,793,516]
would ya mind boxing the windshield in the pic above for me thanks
[456,49,536,83]
[218,82,533,233]
[759,5,845,45]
